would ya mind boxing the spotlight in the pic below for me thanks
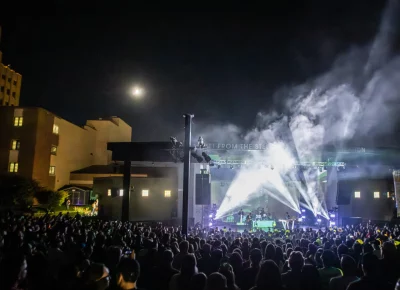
[209,214,212,218]
[191,151,203,163]
[170,137,178,146]
[317,219,322,223]
[302,216,306,219]
[330,214,335,218]
[209,222,213,227]
[202,152,212,163]
[298,218,303,222]
[301,209,305,213]
[197,136,206,148]
[330,221,336,226]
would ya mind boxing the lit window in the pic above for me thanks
[14,117,23,127]
[51,145,57,155]
[354,191,361,198]
[9,162,18,173]
[374,192,380,199]
[11,140,20,150]
[53,124,59,134]
[119,189,124,196]
[49,166,56,175]
[142,189,149,197]
[387,192,391,198]
[164,190,171,197]
[107,189,111,196]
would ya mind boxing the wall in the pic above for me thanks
[86,117,132,165]
[31,108,58,187]
[338,178,395,222]
[54,117,97,190]
[94,172,178,221]
[0,107,133,191]
[0,63,22,106]
[0,107,57,187]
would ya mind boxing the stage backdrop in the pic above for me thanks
[211,180,300,219]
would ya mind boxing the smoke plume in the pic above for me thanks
[208,0,400,218]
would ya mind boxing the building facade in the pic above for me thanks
[0,106,132,190]
[0,27,22,107]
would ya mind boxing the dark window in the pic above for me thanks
[7,78,11,83]
[12,92,16,97]
[6,89,10,95]
[0,86,4,92]
[1,75,5,80]
[13,80,17,86]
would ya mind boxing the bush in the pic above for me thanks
[35,190,69,211]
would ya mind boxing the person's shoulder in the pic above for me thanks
[346,278,363,290]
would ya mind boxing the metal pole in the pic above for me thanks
[122,160,131,222]
[182,113,193,236]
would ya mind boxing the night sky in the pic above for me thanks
[1,1,386,141]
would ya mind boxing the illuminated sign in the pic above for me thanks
[213,160,345,167]
[206,143,268,150]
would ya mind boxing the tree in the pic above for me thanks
[0,174,42,208]
[47,190,69,211]
[35,190,69,211]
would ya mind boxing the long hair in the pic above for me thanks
[255,260,282,290]
[177,255,197,290]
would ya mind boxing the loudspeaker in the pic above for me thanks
[196,173,211,205]
[336,181,352,205]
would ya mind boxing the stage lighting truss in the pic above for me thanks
[167,136,214,165]
[212,159,346,168]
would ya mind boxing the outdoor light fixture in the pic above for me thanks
[197,136,206,148]
[170,137,178,146]
[202,152,212,163]
[191,151,203,163]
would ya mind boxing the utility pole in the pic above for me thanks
[182,114,193,236]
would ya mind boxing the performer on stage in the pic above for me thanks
[259,207,265,218]
[246,213,253,229]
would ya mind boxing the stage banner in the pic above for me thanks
[393,171,400,217]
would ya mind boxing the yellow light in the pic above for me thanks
[164,190,171,197]
[142,189,149,197]
[132,86,144,98]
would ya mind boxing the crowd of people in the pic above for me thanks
[0,211,400,290]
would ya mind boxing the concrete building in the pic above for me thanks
[0,106,132,190]
[91,161,204,224]
[0,27,22,106]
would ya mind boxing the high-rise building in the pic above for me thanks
[0,106,132,190]
[0,26,23,106]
